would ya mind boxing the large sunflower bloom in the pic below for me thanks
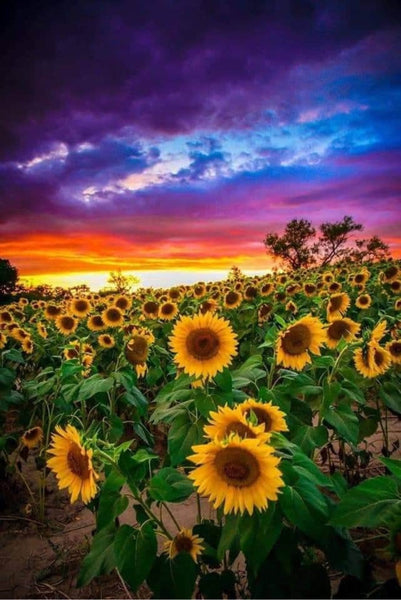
[188,435,283,515]
[203,405,269,442]
[169,312,237,379]
[276,315,325,371]
[326,293,351,321]
[164,528,204,562]
[325,318,360,349]
[239,399,288,435]
[47,425,98,504]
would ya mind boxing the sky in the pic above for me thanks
[1,0,401,289]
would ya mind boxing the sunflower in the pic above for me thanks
[276,315,325,371]
[158,301,178,321]
[260,282,274,296]
[114,295,132,312]
[21,337,34,354]
[0,332,7,349]
[303,283,317,297]
[188,435,283,515]
[56,315,78,335]
[258,303,273,324]
[70,298,92,317]
[322,272,334,284]
[63,346,79,360]
[285,300,298,314]
[13,328,29,341]
[204,405,269,442]
[169,312,237,379]
[223,290,242,309]
[168,288,182,302]
[142,300,159,319]
[371,320,387,343]
[354,343,391,378]
[44,304,62,320]
[125,335,149,365]
[102,306,124,328]
[164,528,204,562]
[199,298,218,314]
[275,291,286,303]
[244,285,258,301]
[390,280,401,294]
[382,264,399,283]
[135,363,147,378]
[21,426,43,449]
[87,314,106,331]
[353,271,369,286]
[37,322,48,339]
[326,293,350,321]
[193,283,206,298]
[328,281,342,294]
[355,294,372,309]
[386,340,401,365]
[98,334,115,348]
[396,299,401,311]
[0,310,13,324]
[47,425,98,504]
[325,318,360,349]
[19,297,29,306]
[240,398,288,435]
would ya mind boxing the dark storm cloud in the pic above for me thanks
[1,0,400,161]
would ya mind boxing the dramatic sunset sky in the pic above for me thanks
[1,1,400,289]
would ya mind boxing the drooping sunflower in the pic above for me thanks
[239,398,288,435]
[70,298,92,317]
[355,294,372,309]
[203,405,269,442]
[223,290,242,309]
[354,343,391,378]
[87,314,106,331]
[199,298,218,314]
[325,318,360,349]
[386,340,401,365]
[164,528,204,562]
[102,306,124,328]
[47,424,98,504]
[0,332,7,349]
[276,315,326,371]
[125,335,149,365]
[258,303,273,324]
[188,435,284,515]
[382,264,399,283]
[326,293,351,321]
[169,312,237,379]
[21,426,43,449]
[37,322,48,339]
[21,337,34,354]
[56,314,78,335]
[98,334,115,348]
[158,301,178,321]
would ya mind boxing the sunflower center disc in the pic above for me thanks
[25,428,40,441]
[226,422,256,439]
[374,350,384,366]
[281,324,312,355]
[186,328,220,360]
[175,536,193,553]
[215,447,260,488]
[125,336,148,364]
[67,443,90,479]
[329,295,344,311]
[390,342,401,356]
[251,407,273,431]
[328,321,349,340]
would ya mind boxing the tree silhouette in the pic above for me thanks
[0,258,18,300]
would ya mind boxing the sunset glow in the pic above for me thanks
[1,2,400,288]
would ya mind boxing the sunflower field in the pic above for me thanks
[1,260,401,598]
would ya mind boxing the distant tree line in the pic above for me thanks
[263,215,390,271]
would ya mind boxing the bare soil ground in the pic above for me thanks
[0,415,400,599]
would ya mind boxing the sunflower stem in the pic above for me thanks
[162,502,181,531]
[328,344,349,383]
[196,493,202,524]
[267,354,276,389]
